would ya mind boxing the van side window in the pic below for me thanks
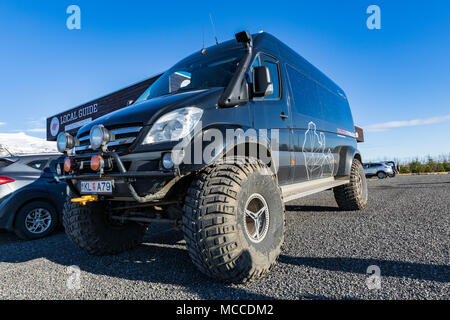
[251,54,280,99]
[286,64,321,119]
[317,84,353,127]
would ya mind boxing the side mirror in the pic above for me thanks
[252,66,273,97]
[126,100,134,106]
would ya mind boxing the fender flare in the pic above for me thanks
[336,145,362,177]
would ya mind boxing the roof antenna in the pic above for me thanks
[209,13,219,45]
[201,25,206,55]
[2,145,13,157]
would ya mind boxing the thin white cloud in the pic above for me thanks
[365,114,450,132]
[27,117,46,127]
[0,122,6,126]
[26,128,46,133]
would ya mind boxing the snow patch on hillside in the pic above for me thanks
[0,132,57,156]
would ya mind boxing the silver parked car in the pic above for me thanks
[0,154,67,239]
[363,162,394,179]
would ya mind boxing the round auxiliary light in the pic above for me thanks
[57,132,77,153]
[162,153,174,170]
[90,155,103,171]
[90,125,112,150]
[56,163,62,176]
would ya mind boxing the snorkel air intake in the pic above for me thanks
[218,31,253,108]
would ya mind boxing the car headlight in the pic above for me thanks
[142,107,203,145]
[57,132,78,153]
[90,125,113,150]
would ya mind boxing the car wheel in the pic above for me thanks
[183,157,285,283]
[377,171,386,179]
[14,201,59,240]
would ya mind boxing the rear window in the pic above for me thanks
[26,160,48,171]
[0,159,13,168]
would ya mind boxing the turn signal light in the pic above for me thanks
[64,158,72,173]
[91,155,103,171]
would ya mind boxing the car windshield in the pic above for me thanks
[135,49,246,103]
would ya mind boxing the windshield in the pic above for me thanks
[136,49,246,103]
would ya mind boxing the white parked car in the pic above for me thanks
[363,162,393,179]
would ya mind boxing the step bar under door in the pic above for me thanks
[281,177,350,203]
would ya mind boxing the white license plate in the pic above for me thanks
[80,181,113,194]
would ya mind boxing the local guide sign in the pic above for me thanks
[46,74,161,141]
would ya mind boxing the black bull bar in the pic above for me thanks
[60,152,179,203]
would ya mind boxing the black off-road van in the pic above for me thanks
[57,31,368,283]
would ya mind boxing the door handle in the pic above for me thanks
[280,112,288,120]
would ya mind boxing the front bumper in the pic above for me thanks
[61,151,180,203]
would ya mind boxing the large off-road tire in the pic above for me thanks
[183,158,285,283]
[333,158,368,210]
[62,200,148,256]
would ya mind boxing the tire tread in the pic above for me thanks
[182,158,284,283]
[333,159,368,211]
[62,200,147,256]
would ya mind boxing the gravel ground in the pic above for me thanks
[0,174,449,300]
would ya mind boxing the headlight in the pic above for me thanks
[142,107,203,145]
[90,125,113,150]
[57,132,77,153]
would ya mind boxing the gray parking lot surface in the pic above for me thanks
[0,174,449,300]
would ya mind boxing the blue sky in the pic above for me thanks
[0,0,449,162]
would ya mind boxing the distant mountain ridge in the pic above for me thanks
[0,132,57,157]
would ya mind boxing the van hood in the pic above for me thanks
[76,88,221,138]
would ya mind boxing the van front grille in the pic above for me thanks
[75,126,142,155]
